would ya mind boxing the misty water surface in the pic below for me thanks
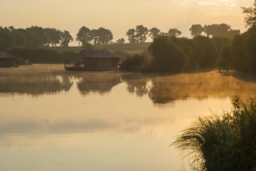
[1,64,256,171]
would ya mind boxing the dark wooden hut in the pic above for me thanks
[0,52,18,67]
[64,49,120,71]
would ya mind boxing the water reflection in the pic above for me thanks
[1,65,256,104]
[0,73,73,96]
[1,65,253,171]
[76,72,121,95]
[121,71,256,104]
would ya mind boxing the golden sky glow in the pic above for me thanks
[0,0,254,42]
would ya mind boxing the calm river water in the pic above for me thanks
[0,64,256,171]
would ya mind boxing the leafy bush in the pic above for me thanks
[148,36,187,72]
[174,97,256,171]
[119,54,150,71]
[8,48,77,64]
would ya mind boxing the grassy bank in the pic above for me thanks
[51,43,150,54]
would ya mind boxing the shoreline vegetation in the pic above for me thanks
[173,97,256,170]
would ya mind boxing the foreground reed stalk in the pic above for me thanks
[173,97,256,171]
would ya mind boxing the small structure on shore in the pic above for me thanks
[0,52,18,67]
[64,49,120,71]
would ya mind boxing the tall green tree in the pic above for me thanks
[116,38,125,44]
[189,24,204,37]
[204,24,231,37]
[135,25,148,43]
[60,30,73,47]
[0,27,13,50]
[149,27,160,40]
[148,36,187,72]
[76,26,93,46]
[168,28,182,37]
[96,27,113,45]
[126,28,136,43]
[242,0,256,27]
[193,36,218,69]
[25,26,48,47]
[45,28,62,47]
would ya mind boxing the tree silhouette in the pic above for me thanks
[149,27,161,40]
[116,38,125,44]
[60,30,73,47]
[168,28,182,37]
[242,0,256,27]
[126,28,136,43]
[76,26,93,46]
[97,27,113,45]
[135,25,148,43]
[204,24,231,37]
[189,24,204,37]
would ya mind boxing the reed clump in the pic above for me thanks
[173,97,256,171]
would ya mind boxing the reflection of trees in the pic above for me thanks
[76,72,121,95]
[122,71,256,104]
[0,74,73,96]
[121,74,151,97]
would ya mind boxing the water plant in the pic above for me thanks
[173,97,256,171]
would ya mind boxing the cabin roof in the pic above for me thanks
[79,49,120,59]
[0,52,16,59]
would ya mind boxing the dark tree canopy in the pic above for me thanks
[76,26,93,46]
[0,26,72,50]
[149,27,161,40]
[242,0,256,28]
[168,28,182,37]
[116,38,125,44]
[148,36,187,72]
[60,30,73,47]
[189,24,204,37]
[126,28,136,43]
[96,27,113,45]
[135,25,148,43]
[202,23,239,39]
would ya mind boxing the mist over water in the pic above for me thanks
[1,64,256,171]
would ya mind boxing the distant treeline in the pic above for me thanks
[120,26,256,73]
[120,35,231,72]
[219,25,256,72]
[7,48,77,64]
[0,23,240,51]
[0,26,73,50]
[121,1,256,74]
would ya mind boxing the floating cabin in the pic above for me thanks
[64,49,120,71]
[0,52,18,67]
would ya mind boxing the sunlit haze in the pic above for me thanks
[0,0,254,43]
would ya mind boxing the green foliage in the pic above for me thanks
[119,54,150,71]
[76,26,93,46]
[149,27,161,40]
[193,36,218,69]
[135,25,148,43]
[190,24,204,37]
[148,36,187,72]
[168,28,182,37]
[7,48,77,64]
[174,97,256,171]
[126,25,148,43]
[60,30,73,47]
[147,36,221,72]
[220,26,256,72]
[0,26,73,50]
[242,0,256,28]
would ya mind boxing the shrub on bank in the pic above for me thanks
[173,97,256,171]
[7,48,77,64]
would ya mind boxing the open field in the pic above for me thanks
[51,43,151,54]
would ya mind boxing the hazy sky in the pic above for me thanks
[0,0,254,42]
